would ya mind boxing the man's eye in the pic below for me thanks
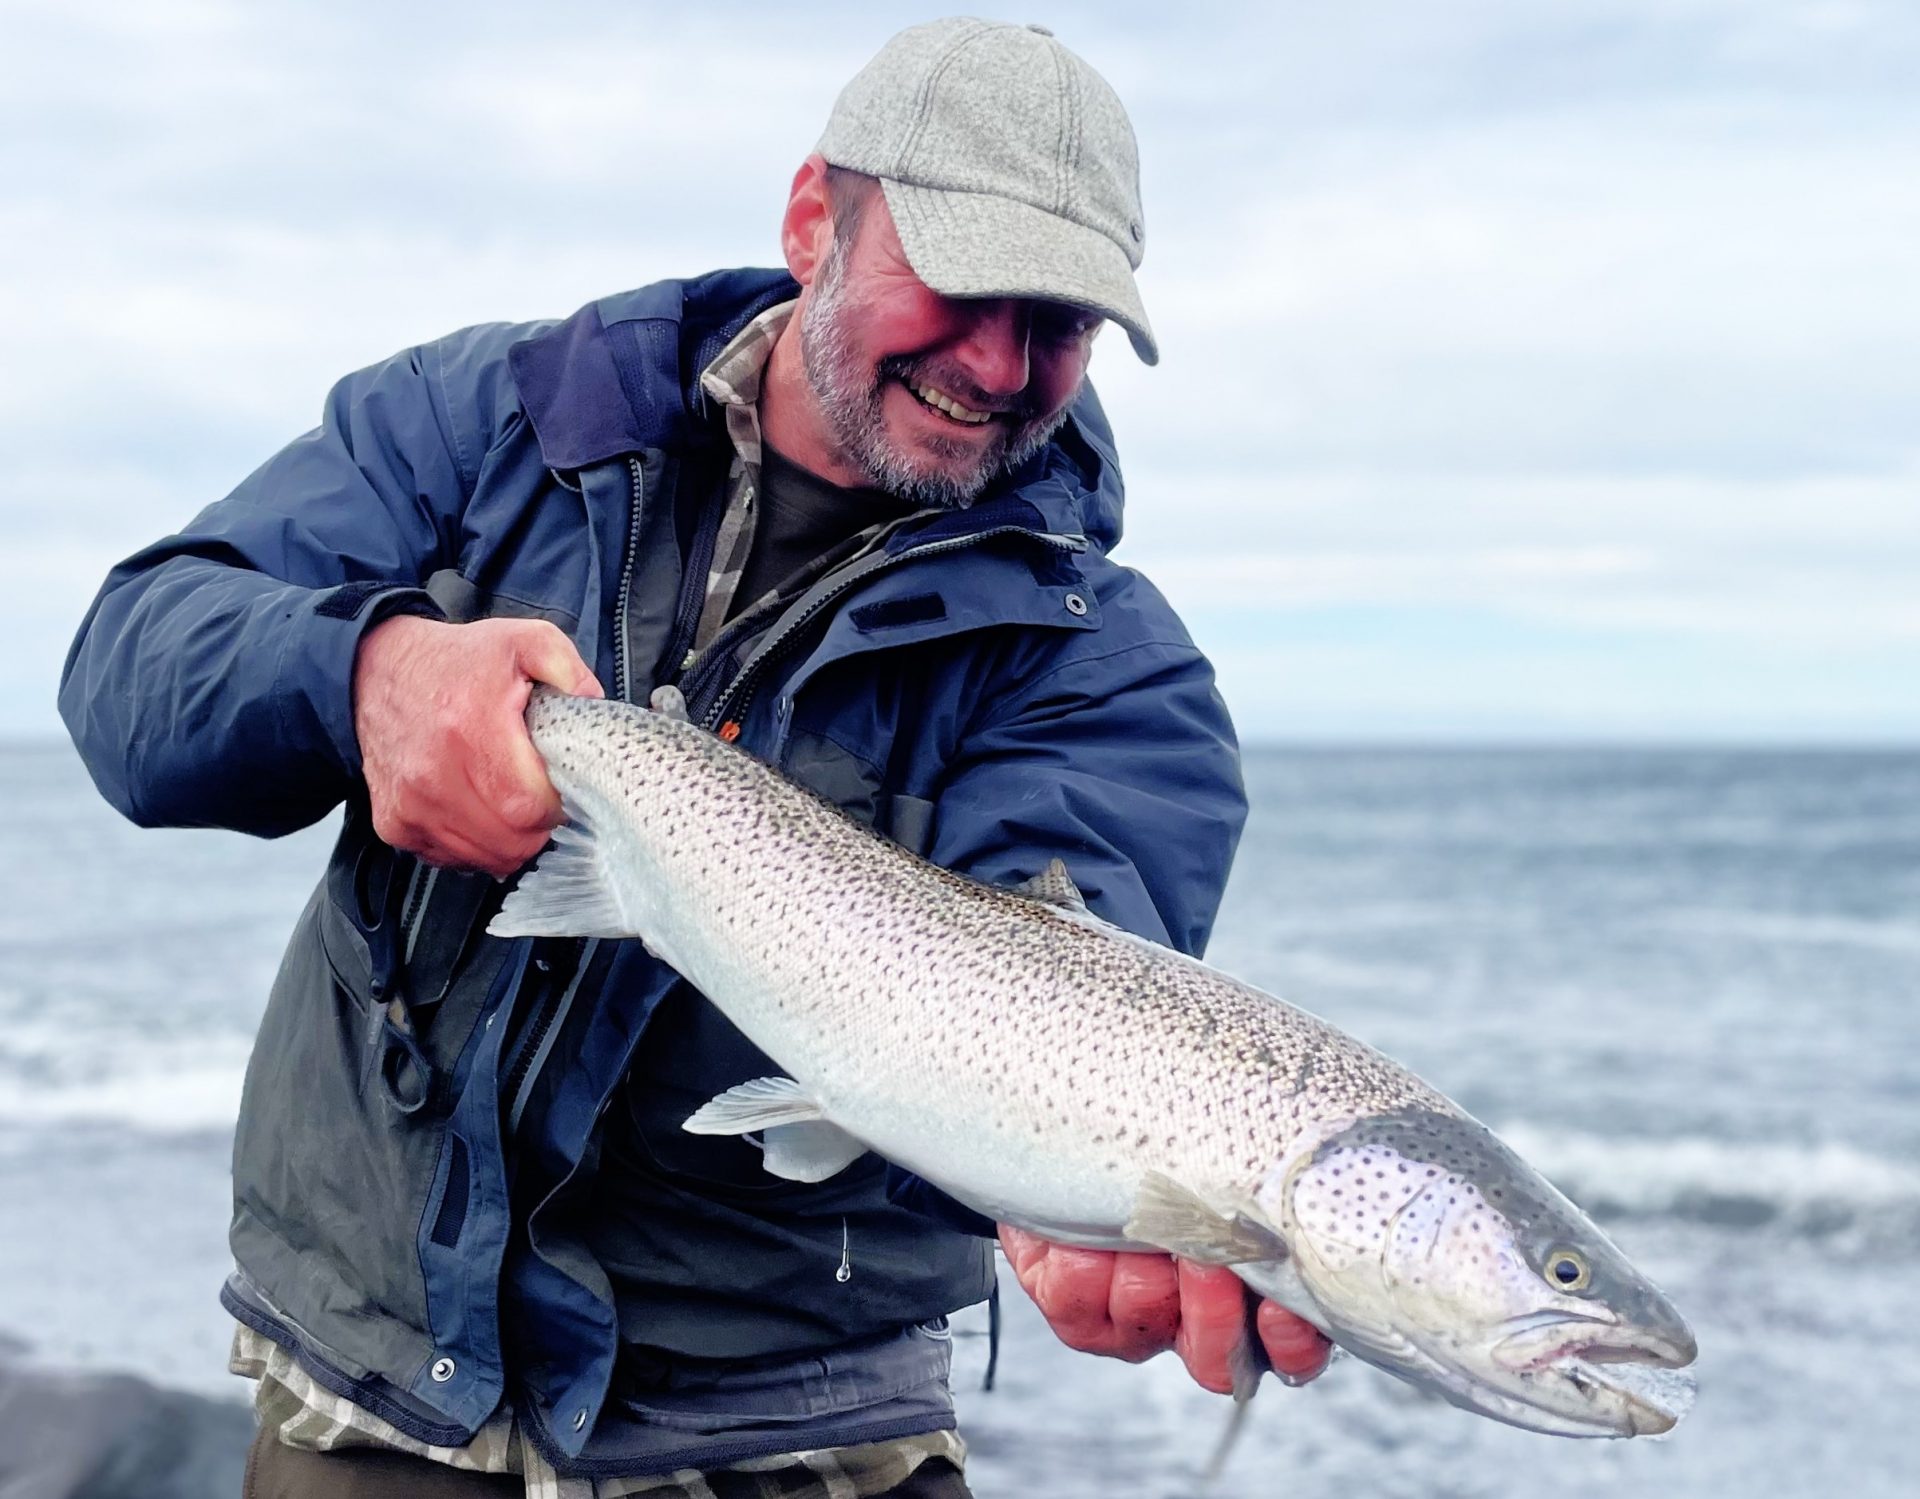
[1034,308,1100,343]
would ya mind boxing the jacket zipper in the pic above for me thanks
[399,863,438,965]
[698,526,1086,735]
[501,937,589,1134]
[612,458,647,703]
[663,477,728,683]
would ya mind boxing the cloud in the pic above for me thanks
[3,0,1916,738]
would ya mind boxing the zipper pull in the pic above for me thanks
[836,1218,853,1283]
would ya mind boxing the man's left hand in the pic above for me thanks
[999,1225,1332,1393]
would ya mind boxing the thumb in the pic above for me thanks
[511,622,604,698]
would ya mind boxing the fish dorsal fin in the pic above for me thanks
[488,794,642,940]
[1016,858,1090,913]
[1125,1171,1288,1266]
[682,1078,868,1184]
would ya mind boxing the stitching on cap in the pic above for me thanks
[1050,43,1074,218]
[899,20,998,181]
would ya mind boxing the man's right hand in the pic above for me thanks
[352,615,604,877]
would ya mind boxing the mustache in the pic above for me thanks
[876,355,1046,423]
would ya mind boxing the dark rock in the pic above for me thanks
[0,1353,252,1499]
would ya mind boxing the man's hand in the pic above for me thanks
[352,615,603,877]
[999,1225,1332,1393]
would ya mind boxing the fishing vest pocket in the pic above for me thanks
[316,808,511,1114]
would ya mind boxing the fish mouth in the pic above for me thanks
[1492,1314,1699,1435]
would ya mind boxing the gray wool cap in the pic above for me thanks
[817,17,1158,365]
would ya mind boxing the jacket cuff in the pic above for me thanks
[285,583,446,781]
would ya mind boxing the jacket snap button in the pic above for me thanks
[572,1409,588,1432]
[430,1357,456,1383]
[1064,593,1088,617]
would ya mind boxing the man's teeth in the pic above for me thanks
[912,383,994,425]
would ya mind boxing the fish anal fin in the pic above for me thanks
[682,1078,868,1184]
[682,1076,825,1134]
[1125,1171,1287,1266]
[761,1120,868,1183]
[488,796,638,940]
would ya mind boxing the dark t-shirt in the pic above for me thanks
[730,446,905,618]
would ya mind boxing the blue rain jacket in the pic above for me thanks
[59,268,1247,1475]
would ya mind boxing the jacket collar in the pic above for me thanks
[507,269,1128,553]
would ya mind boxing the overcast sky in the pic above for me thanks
[4,0,1915,742]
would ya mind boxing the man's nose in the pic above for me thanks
[952,299,1031,397]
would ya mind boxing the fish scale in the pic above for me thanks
[492,689,1697,1441]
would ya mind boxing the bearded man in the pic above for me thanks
[61,18,1328,1498]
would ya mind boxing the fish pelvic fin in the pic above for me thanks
[683,1077,869,1184]
[488,795,640,940]
[1125,1171,1288,1266]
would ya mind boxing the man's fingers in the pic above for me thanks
[458,754,556,865]
[998,1228,1126,1355]
[1172,1261,1246,1396]
[1032,1245,1121,1352]
[1106,1253,1180,1358]
[485,722,564,835]
[511,621,604,698]
[1256,1300,1333,1385]
[997,1225,1047,1281]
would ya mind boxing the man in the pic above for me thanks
[61,18,1328,1497]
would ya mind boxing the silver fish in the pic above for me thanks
[490,688,1697,1438]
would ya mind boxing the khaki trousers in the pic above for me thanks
[242,1427,976,1499]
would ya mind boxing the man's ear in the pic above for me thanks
[781,153,837,286]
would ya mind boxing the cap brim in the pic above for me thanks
[880,178,1158,366]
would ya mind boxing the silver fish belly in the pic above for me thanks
[491,689,1696,1439]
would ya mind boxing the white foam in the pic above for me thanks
[1496,1122,1920,1217]
[0,1029,248,1134]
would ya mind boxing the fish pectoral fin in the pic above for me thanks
[1125,1171,1288,1266]
[488,795,640,940]
[1015,858,1090,913]
[759,1120,869,1183]
[682,1076,828,1134]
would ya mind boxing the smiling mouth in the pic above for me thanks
[901,378,997,427]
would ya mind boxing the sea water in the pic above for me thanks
[1,743,1914,1496]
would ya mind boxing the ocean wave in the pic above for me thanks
[1497,1121,1920,1238]
[0,1031,247,1134]
[3,1041,1913,1247]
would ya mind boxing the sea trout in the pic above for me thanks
[490,688,1697,1438]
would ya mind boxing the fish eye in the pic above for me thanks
[1545,1249,1591,1291]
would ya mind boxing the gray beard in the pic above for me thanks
[798,239,1071,509]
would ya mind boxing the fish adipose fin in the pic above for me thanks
[647,684,691,721]
[489,796,640,940]
[1125,1171,1288,1265]
[683,1077,869,1184]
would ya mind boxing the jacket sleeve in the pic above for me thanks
[928,636,1249,957]
[58,339,484,836]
